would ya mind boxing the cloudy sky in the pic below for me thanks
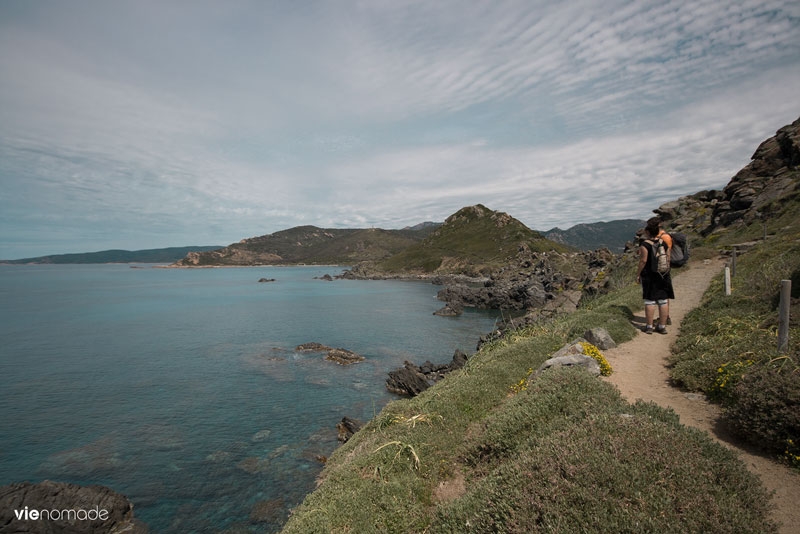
[1,0,799,258]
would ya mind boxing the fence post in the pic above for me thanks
[731,248,737,278]
[724,266,731,296]
[778,279,791,353]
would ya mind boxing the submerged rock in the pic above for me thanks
[0,480,148,533]
[250,498,285,523]
[257,278,276,283]
[325,348,365,365]
[295,342,333,352]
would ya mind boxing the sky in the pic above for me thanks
[1,1,799,259]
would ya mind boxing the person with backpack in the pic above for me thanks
[636,218,675,334]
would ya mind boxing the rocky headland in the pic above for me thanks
[0,480,148,533]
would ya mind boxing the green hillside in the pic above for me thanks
[174,226,430,266]
[377,204,571,274]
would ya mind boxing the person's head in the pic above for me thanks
[645,217,661,238]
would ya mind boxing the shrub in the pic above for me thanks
[724,360,800,456]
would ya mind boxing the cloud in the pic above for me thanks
[0,0,798,257]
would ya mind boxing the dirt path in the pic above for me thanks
[602,258,800,534]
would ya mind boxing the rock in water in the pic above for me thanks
[336,417,363,442]
[325,348,365,365]
[295,342,334,352]
[257,278,276,282]
[583,327,617,349]
[0,480,148,533]
[433,303,463,316]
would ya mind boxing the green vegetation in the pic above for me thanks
[281,267,774,533]
[378,205,571,274]
[669,194,800,461]
[183,226,431,266]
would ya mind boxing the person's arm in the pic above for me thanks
[637,245,648,283]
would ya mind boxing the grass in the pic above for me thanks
[280,261,774,533]
[669,194,800,459]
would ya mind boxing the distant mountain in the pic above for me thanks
[2,246,223,264]
[543,219,645,252]
[172,225,433,267]
[374,204,571,275]
[401,221,443,233]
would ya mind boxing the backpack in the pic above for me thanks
[644,238,670,275]
[668,232,690,267]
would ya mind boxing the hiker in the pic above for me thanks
[636,218,674,334]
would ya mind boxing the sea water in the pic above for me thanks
[0,264,499,533]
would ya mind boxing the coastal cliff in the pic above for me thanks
[278,117,800,534]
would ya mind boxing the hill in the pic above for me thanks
[172,225,432,267]
[2,246,222,264]
[374,204,571,275]
[543,219,645,252]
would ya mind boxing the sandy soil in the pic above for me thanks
[602,259,800,534]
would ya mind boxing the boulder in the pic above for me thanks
[450,349,468,369]
[537,354,601,377]
[536,338,602,377]
[325,348,365,365]
[336,417,363,443]
[582,327,617,349]
[0,480,149,534]
[386,362,431,396]
[257,278,276,283]
[315,274,334,281]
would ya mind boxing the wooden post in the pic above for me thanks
[778,279,791,353]
[731,248,737,278]
[724,266,731,296]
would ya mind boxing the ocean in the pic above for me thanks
[0,264,499,533]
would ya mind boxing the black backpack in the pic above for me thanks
[668,232,690,267]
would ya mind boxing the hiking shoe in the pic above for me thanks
[656,325,667,335]
[667,317,672,325]
[644,325,654,334]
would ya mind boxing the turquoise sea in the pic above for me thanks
[0,264,499,533]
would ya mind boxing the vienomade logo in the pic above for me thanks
[14,505,110,521]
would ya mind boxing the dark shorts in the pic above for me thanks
[641,271,675,302]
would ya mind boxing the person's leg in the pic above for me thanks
[656,300,669,333]
[644,300,656,331]
[657,300,669,326]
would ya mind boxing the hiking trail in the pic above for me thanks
[602,258,800,534]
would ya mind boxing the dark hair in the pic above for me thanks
[645,217,661,238]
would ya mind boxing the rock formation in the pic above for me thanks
[386,350,468,396]
[653,117,800,237]
[336,417,363,443]
[0,480,148,533]
[324,348,365,365]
